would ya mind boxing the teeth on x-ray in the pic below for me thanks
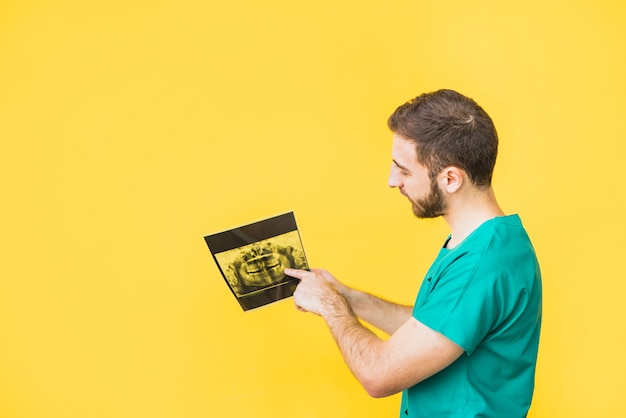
[225,238,307,294]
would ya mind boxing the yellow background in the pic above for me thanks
[1,1,625,417]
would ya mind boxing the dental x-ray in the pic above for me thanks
[204,212,309,311]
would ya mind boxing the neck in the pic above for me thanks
[443,186,505,249]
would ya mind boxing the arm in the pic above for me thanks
[289,268,411,334]
[304,269,413,335]
[286,268,464,398]
[340,285,413,335]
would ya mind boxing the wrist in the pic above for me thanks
[320,292,353,321]
[338,284,357,304]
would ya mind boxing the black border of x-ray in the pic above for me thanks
[204,212,307,311]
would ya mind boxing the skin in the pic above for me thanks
[285,134,505,398]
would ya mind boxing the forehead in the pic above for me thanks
[391,134,420,168]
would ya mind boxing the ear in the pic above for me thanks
[440,166,464,193]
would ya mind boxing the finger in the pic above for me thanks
[294,300,307,312]
[284,268,308,279]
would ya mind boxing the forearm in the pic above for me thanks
[341,287,412,335]
[289,268,437,398]
[321,297,393,396]
[290,268,462,399]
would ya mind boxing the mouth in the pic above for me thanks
[241,259,285,287]
[245,255,282,274]
[246,261,281,274]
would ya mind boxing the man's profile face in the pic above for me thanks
[388,134,448,219]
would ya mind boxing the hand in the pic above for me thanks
[284,268,348,316]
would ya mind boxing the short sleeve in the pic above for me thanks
[413,250,499,354]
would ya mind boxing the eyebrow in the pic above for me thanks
[393,159,412,172]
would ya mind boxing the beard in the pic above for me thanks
[410,178,448,219]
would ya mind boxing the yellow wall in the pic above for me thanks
[1,1,625,417]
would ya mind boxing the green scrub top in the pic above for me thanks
[400,215,542,418]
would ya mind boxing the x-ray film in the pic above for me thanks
[204,212,309,311]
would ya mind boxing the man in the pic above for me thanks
[285,89,542,417]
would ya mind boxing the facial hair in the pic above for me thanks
[410,177,448,219]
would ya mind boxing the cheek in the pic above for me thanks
[408,177,433,199]
[402,177,419,193]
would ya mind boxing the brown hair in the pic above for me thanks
[387,89,498,188]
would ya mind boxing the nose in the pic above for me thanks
[388,164,401,188]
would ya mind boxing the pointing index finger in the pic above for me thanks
[284,268,306,279]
